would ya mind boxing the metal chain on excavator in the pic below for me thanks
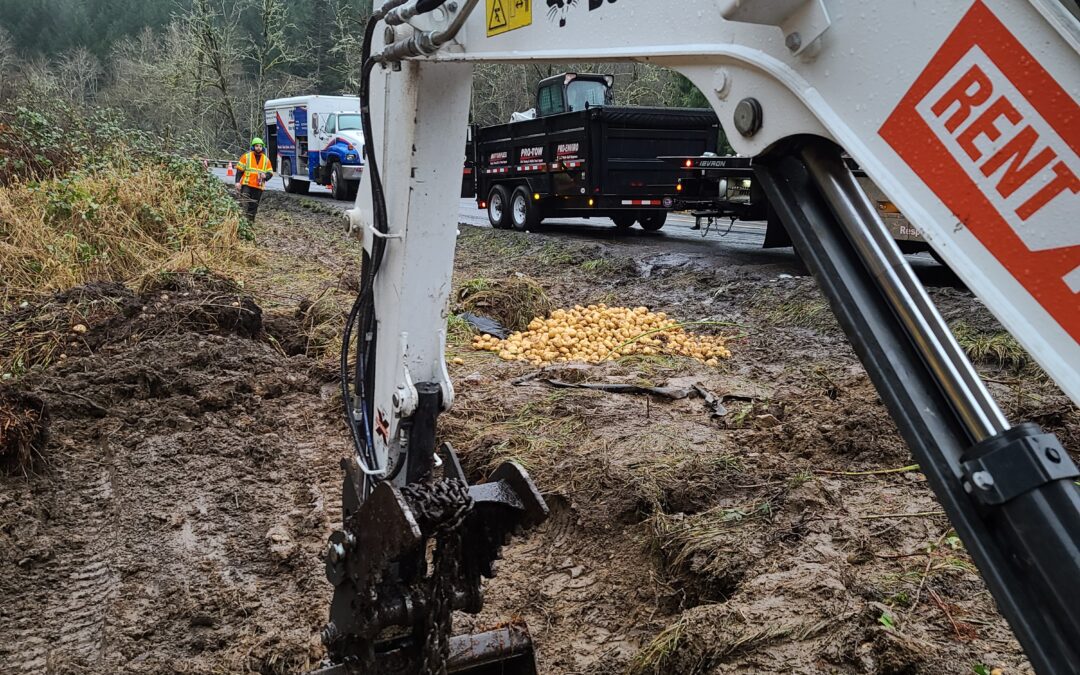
[401,478,474,675]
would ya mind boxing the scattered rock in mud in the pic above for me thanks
[0,387,50,472]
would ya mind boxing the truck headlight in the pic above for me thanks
[346,153,358,161]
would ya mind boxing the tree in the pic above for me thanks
[57,47,102,106]
[0,26,16,99]
[187,0,246,145]
[246,0,295,120]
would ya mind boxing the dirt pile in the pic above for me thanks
[0,273,347,673]
[1,274,262,378]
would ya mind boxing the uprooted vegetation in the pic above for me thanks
[0,387,50,473]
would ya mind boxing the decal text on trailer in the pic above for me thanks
[881,0,1079,341]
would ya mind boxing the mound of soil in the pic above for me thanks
[0,273,346,673]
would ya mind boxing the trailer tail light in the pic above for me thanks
[684,159,694,168]
[630,180,644,187]
[480,201,487,209]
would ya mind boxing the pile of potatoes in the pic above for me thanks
[472,304,731,367]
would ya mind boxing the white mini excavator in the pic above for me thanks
[314,1,1080,673]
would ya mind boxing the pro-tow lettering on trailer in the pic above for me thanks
[519,146,545,163]
[881,0,1079,342]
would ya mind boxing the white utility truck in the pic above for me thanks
[263,95,364,200]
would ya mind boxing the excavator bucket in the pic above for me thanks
[315,445,549,675]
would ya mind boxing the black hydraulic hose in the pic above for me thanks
[341,11,399,490]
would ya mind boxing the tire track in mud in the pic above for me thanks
[2,457,117,674]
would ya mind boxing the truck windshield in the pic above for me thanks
[566,80,608,111]
[337,114,362,131]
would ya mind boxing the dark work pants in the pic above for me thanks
[240,185,263,221]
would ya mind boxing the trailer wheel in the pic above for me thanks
[611,214,635,230]
[510,186,541,231]
[282,159,309,195]
[330,162,348,201]
[639,212,667,231]
[487,185,511,229]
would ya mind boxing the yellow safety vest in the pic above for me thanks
[237,150,273,189]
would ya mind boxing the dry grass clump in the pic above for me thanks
[651,501,773,577]
[950,320,1029,370]
[456,276,552,332]
[472,304,732,366]
[0,387,50,472]
[0,156,251,305]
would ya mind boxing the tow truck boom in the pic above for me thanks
[326,1,1080,673]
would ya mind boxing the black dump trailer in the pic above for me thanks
[469,73,719,232]
[666,154,939,255]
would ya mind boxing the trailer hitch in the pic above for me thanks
[314,443,548,675]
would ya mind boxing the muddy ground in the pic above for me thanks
[2,193,1077,674]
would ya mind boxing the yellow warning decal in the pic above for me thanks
[487,0,531,37]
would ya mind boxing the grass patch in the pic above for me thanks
[455,275,552,332]
[447,313,476,346]
[629,615,688,675]
[580,258,612,274]
[650,500,773,578]
[1,156,250,305]
[951,320,1029,370]
[764,297,833,330]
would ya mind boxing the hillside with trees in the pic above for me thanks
[0,0,719,155]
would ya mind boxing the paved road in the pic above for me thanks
[211,167,952,283]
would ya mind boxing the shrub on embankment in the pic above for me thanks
[0,103,250,305]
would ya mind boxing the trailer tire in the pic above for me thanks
[330,162,348,201]
[639,212,667,231]
[510,186,541,232]
[487,185,511,229]
[281,159,309,195]
[611,214,635,230]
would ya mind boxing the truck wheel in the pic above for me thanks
[487,185,511,229]
[330,163,348,201]
[510,186,541,231]
[611,214,635,230]
[639,212,667,231]
[281,159,309,195]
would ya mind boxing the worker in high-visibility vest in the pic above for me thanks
[234,137,274,221]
